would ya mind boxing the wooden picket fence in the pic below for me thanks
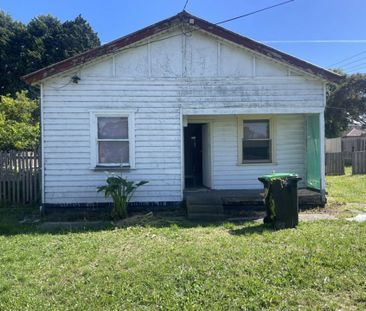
[352,151,366,174]
[0,150,41,205]
[325,152,345,176]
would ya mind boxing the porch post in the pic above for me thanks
[180,108,184,200]
[319,111,326,202]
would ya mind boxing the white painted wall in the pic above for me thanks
[41,27,325,204]
[210,115,306,189]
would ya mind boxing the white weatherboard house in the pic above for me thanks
[23,12,341,209]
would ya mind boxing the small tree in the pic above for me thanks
[97,175,148,220]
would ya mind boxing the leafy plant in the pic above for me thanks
[97,175,148,219]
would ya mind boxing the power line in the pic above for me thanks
[326,106,348,111]
[341,61,366,71]
[336,55,366,69]
[216,0,295,25]
[329,49,366,67]
[264,40,366,43]
[182,0,189,11]
[109,0,298,57]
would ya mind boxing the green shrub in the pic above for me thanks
[97,175,148,219]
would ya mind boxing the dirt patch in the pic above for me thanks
[299,213,337,221]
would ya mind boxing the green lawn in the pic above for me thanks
[0,173,366,310]
[326,167,366,204]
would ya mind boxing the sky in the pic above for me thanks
[1,0,366,74]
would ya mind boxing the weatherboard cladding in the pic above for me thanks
[42,80,321,204]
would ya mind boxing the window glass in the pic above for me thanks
[243,120,271,162]
[243,140,271,161]
[98,117,128,139]
[244,120,269,139]
[98,141,129,163]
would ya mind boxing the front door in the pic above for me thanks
[184,124,203,188]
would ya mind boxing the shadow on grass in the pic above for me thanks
[228,223,273,236]
[0,206,267,236]
[0,206,112,236]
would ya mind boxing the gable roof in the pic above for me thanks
[344,127,366,137]
[22,11,342,85]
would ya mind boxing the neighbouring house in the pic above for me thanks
[343,127,366,138]
[23,11,341,210]
[342,127,366,164]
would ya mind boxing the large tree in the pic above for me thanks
[0,12,26,96]
[325,74,366,138]
[0,12,100,96]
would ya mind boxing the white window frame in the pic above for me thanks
[237,116,275,165]
[90,110,136,169]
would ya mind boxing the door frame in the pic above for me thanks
[182,118,213,190]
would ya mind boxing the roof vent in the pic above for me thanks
[189,18,195,24]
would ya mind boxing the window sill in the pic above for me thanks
[237,162,277,166]
[93,165,134,171]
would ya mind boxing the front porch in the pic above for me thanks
[184,188,323,219]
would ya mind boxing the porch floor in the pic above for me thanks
[184,188,323,219]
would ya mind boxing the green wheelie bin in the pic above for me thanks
[258,173,302,229]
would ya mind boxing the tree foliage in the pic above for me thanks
[0,91,40,150]
[0,11,100,96]
[0,12,100,150]
[326,74,366,137]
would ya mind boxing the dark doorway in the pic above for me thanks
[184,124,203,188]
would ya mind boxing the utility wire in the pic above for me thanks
[264,39,366,43]
[329,49,366,67]
[336,55,366,69]
[340,60,366,71]
[325,106,352,111]
[216,0,295,25]
[104,0,297,59]
[183,0,189,11]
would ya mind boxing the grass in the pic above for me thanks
[0,173,366,310]
[327,167,366,204]
[325,167,366,217]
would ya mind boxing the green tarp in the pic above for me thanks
[306,114,321,190]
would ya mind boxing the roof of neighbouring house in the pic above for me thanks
[22,11,343,85]
[344,127,366,137]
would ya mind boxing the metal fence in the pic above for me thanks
[325,152,345,176]
[352,151,366,175]
[0,150,41,205]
